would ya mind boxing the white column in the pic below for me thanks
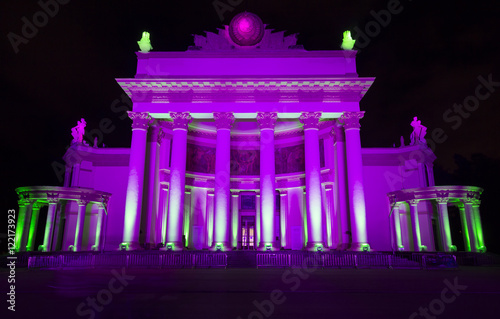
[472,200,485,251]
[391,203,403,251]
[93,204,106,251]
[157,125,170,245]
[74,199,89,252]
[332,123,350,250]
[339,112,369,251]
[231,191,240,249]
[257,112,277,250]
[436,197,453,252]
[212,112,235,251]
[42,198,59,252]
[183,189,192,248]
[122,111,152,250]
[27,202,42,251]
[408,200,421,252]
[464,199,478,252]
[14,200,29,252]
[205,191,214,248]
[165,112,192,251]
[457,202,471,251]
[145,125,160,247]
[299,112,324,251]
[279,190,288,249]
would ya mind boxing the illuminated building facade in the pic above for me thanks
[14,13,485,254]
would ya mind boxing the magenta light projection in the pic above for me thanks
[229,12,265,46]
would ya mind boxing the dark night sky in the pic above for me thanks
[1,0,499,252]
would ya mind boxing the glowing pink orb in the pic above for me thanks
[229,12,265,46]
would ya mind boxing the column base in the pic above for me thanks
[257,242,276,251]
[348,242,371,252]
[119,242,143,251]
[160,242,185,251]
[210,242,232,252]
[306,242,325,252]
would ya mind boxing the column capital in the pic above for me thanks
[257,112,278,130]
[407,199,419,206]
[214,112,235,130]
[47,197,59,205]
[461,198,474,204]
[279,190,288,196]
[299,112,322,129]
[231,191,240,197]
[32,201,43,210]
[436,197,449,204]
[76,199,89,206]
[128,111,152,130]
[170,112,192,130]
[339,111,365,130]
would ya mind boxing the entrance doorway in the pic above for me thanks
[240,216,255,250]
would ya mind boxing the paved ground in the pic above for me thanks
[2,266,500,319]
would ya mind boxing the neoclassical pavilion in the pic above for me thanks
[14,13,486,253]
[14,186,110,252]
[388,186,485,253]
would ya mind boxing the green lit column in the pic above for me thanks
[472,200,486,252]
[122,111,152,250]
[408,200,422,252]
[231,191,240,249]
[42,198,59,252]
[74,199,89,251]
[457,202,471,252]
[339,112,369,251]
[165,112,192,251]
[27,202,42,251]
[463,199,478,252]
[205,191,214,249]
[300,112,324,251]
[257,112,277,251]
[436,197,453,252]
[183,189,192,248]
[14,200,29,252]
[392,203,403,251]
[93,204,106,251]
[279,190,288,249]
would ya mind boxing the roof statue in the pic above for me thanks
[410,116,427,145]
[341,30,356,50]
[191,12,300,51]
[138,31,153,53]
[71,118,86,145]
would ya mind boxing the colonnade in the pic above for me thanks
[388,187,485,252]
[14,187,110,252]
[122,110,370,251]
